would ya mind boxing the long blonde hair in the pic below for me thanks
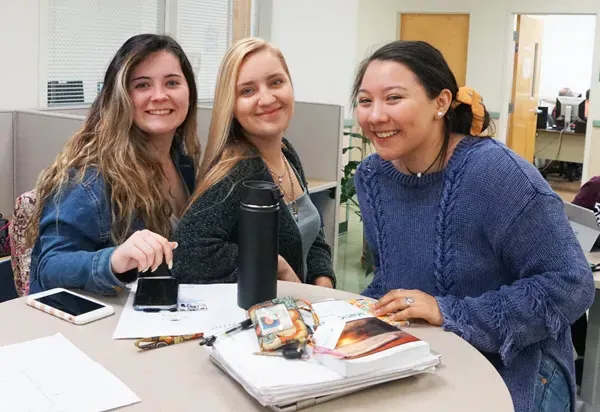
[185,37,292,210]
[25,34,201,247]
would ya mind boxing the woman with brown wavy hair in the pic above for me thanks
[26,34,200,295]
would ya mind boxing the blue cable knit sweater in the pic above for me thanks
[354,136,595,412]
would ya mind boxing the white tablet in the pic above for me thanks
[26,288,114,325]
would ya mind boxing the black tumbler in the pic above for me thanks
[237,181,282,310]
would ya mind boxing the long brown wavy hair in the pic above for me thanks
[25,34,201,247]
[184,37,291,211]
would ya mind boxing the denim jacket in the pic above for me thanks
[29,148,195,295]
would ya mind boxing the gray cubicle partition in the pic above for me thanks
[0,112,14,216]
[13,110,85,197]
[42,107,91,117]
[196,102,342,184]
[197,105,212,151]
[288,102,343,270]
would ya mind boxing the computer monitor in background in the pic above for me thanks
[557,96,585,130]
[580,89,590,121]
[536,106,549,129]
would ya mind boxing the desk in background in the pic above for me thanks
[306,178,337,194]
[0,282,514,411]
[535,129,586,163]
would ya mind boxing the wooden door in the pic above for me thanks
[399,14,470,86]
[232,0,251,42]
[507,15,544,163]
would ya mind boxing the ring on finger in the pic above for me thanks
[404,297,415,307]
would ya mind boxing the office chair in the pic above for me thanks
[0,260,18,303]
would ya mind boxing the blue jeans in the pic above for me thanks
[534,356,571,412]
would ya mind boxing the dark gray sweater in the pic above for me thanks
[172,139,336,287]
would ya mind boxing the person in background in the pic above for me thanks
[551,87,582,181]
[172,37,335,288]
[573,175,600,225]
[26,34,200,295]
[352,40,594,412]
[570,172,600,385]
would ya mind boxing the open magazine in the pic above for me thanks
[309,300,432,377]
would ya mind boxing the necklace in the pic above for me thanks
[265,154,299,221]
[405,145,445,177]
[270,166,285,184]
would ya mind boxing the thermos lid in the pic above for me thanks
[241,181,283,207]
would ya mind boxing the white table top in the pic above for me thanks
[0,282,514,411]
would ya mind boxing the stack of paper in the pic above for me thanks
[0,333,140,412]
[206,300,441,411]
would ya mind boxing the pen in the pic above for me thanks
[199,318,254,346]
[253,349,305,360]
[253,342,306,360]
[134,333,204,351]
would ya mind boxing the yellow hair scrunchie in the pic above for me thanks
[450,87,485,136]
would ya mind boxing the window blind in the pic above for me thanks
[178,0,232,102]
[46,0,161,106]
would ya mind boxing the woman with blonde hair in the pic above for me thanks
[27,34,200,295]
[172,37,335,288]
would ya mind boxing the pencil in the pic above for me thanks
[134,333,204,350]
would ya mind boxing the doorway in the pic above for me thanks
[506,14,596,201]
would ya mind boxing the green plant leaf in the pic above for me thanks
[343,161,361,175]
[344,132,366,139]
[342,146,362,154]
[343,185,356,199]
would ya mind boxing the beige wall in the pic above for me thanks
[0,1,39,111]
[357,0,600,181]
[589,128,600,178]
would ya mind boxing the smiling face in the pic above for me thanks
[355,60,443,162]
[128,50,190,142]
[233,49,294,141]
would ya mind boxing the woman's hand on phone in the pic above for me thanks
[277,255,301,283]
[110,230,178,274]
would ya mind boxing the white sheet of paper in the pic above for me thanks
[312,318,346,350]
[112,283,247,339]
[305,300,371,327]
[0,333,140,412]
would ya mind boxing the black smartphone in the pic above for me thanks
[139,261,172,278]
[133,276,179,312]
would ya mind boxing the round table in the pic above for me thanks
[0,282,514,411]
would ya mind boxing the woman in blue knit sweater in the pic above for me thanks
[352,40,594,412]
